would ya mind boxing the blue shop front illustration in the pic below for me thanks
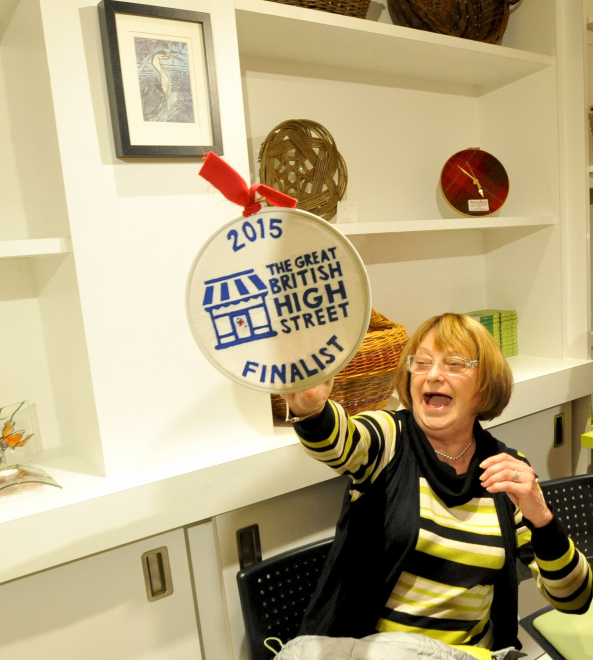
[202,269,278,350]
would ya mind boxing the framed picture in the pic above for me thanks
[98,0,223,157]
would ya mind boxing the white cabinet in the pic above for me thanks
[214,476,348,660]
[0,529,203,660]
[489,403,573,481]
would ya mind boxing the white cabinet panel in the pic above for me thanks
[0,529,202,660]
[187,521,234,660]
[488,403,572,481]
[215,476,348,660]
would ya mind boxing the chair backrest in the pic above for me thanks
[237,537,333,660]
[540,474,593,560]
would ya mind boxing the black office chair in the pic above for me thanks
[519,473,593,660]
[237,537,333,660]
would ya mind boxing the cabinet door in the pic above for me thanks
[0,529,202,660]
[488,403,572,481]
[214,477,348,660]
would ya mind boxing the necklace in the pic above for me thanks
[434,438,474,461]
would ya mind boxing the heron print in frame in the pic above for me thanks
[98,1,223,157]
[135,38,195,124]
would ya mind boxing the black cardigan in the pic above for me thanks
[296,408,529,651]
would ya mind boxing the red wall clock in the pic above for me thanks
[440,148,509,217]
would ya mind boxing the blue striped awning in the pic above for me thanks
[202,269,267,307]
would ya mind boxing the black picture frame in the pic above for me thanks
[98,0,223,158]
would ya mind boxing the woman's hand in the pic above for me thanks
[281,378,334,421]
[479,453,553,528]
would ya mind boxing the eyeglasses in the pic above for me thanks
[406,355,479,375]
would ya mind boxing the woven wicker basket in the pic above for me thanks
[259,119,347,222]
[264,0,371,19]
[271,309,408,419]
[388,0,516,44]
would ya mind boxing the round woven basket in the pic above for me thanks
[271,309,408,418]
[264,0,371,19]
[388,0,514,44]
[259,119,347,222]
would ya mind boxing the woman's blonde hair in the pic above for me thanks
[394,313,513,421]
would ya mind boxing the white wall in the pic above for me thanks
[31,0,277,475]
[242,57,480,223]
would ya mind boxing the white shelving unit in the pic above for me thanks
[237,0,585,345]
[0,0,589,585]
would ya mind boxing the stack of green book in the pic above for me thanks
[464,309,518,358]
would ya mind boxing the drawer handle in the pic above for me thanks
[141,546,174,601]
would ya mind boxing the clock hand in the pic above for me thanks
[466,162,484,198]
[457,165,474,179]
[457,165,485,197]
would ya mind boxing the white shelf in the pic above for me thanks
[489,356,593,427]
[336,216,556,236]
[0,355,590,583]
[235,0,554,95]
[0,237,71,260]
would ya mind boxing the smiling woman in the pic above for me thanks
[396,314,513,426]
[281,313,592,660]
[394,315,513,475]
[407,327,482,474]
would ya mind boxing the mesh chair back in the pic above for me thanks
[237,537,333,660]
[540,474,593,560]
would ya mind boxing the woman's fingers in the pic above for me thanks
[479,453,553,527]
[479,455,534,490]
[280,378,334,418]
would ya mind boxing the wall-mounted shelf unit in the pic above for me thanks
[0,0,589,586]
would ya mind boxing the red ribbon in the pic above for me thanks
[199,151,297,217]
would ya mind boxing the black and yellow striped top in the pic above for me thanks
[296,402,592,660]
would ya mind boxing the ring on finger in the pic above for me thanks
[513,470,520,483]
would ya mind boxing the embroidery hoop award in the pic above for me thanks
[187,154,371,394]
